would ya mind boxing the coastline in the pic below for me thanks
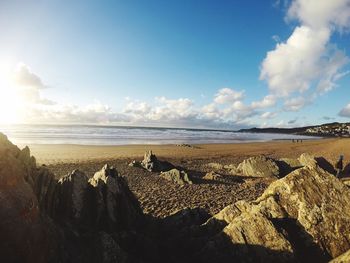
[25,137,342,165]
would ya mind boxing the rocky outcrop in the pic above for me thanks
[88,164,142,231]
[141,150,167,172]
[298,153,317,167]
[0,134,53,263]
[160,168,193,185]
[197,165,350,262]
[236,155,280,178]
[54,169,89,225]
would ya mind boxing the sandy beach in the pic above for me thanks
[22,138,348,218]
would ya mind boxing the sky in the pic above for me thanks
[0,0,350,129]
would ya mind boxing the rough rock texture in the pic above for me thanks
[331,249,350,263]
[203,171,222,181]
[198,165,350,262]
[88,164,143,231]
[54,169,89,225]
[0,134,53,263]
[160,168,193,185]
[236,155,280,178]
[298,153,317,167]
[141,150,173,172]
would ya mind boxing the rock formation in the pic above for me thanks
[160,168,193,185]
[236,155,280,178]
[196,165,350,262]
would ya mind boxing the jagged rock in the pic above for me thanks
[88,164,142,231]
[160,168,193,185]
[199,165,350,262]
[33,166,57,215]
[54,169,89,224]
[236,155,280,178]
[0,134,53,263]
[298,153,317,167]
[203,171,222,180]
[140,150,173,172]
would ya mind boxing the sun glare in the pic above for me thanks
[0,65,23,124]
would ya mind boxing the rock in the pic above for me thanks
[331,249,350,262]
[33,166,57,215]
[88,164,142,231]
[279,158,302,169]
[298,153,317,167]
[203,171,222,181]
[54,169,89,225]
[160,168,193,185]
[236,155,280,178]
[140,150,173,172]
[128,160,140,167]
[0,134,53,263]
[176,143,193,148]
[199,165,350,262]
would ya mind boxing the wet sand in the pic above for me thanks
[26,138,350,217]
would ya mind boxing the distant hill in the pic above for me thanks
[238,122,350,137]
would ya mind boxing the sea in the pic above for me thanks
[0,124,321,146]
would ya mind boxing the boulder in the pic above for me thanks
[160,168,193,185]
[199,165,350,262]
[236,155,280,178]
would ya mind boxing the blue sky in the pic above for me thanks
[0,0,350,129]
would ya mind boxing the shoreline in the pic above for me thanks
[24,137,345,165]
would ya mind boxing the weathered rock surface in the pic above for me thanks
[54,169,89,225]
[236,155,280,178]
[331,249,350,263]
[298,152,317,167]
[197,165,350,262]
[160,168,193,185]
[88,164,143,231]
[203,171,222,181]
[141,150,173,172]
[0,134,53,263]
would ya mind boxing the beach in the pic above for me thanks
[25,138,349,218]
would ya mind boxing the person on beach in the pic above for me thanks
[335,155,344,178]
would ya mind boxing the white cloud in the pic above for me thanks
[214,88,244,104]
[13,63,46,89]
[283,97,309,111]
[260,0,350,111]
[261,111,277,119]
[251,95,276,109]
[339,103,350,117]
[287,0,350,30]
